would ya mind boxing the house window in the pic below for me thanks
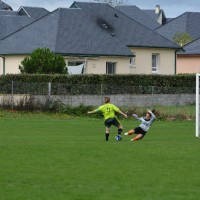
[152,53,160,73]
[68,61,83,66]
[130,52,136,67]
[106,62,116,74]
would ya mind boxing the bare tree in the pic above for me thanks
[94,0,129,6]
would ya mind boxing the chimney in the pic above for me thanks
[155,5,160,14]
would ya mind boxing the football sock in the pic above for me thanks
[105,133,109,141]
[133,137,139,141]
[118,128,122,135]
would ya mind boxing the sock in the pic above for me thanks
[105,133,109,141]
[118,128,122,135]
[133,137,140,141]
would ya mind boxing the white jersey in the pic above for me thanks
[135,111,156,132]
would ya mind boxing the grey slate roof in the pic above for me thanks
[0,2,180,56]
[0,6,49,40]
[156,12,200,42]
[0,13,34,39]
[115,6,160,30]
[71,2,179,48]
[18,6,49,19]
[178,37,200,55]
[0,0,12,11]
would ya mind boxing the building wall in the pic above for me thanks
[66,48,176,75]
[0,55,26,74]
[1,48,176,75]
[129,47,176,74]
[177,55,200,74]
[1,93,195,107]
[84,57,130,74]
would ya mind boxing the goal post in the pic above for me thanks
[196,74,200,138]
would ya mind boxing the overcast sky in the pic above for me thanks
[4,0,200,18]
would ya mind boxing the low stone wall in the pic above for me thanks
[0,93,195,108]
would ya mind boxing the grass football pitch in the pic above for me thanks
[0,113,199,200]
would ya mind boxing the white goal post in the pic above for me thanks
[196,74,200,137]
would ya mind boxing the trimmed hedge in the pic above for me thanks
[0,74,196,95]
[0,74,196,86]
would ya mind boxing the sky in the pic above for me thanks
[3,0,200,18]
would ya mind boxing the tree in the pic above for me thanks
[173,32,193,46]
[94,0,129,6]
[19,48,67,74]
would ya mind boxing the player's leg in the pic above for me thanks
[130,128,146,141]
[113,118,123,140]
[104,119,112,141]
[131,133,144,141]
[117,124,123,135]
[105,126,110,141]
[124,129,135,135]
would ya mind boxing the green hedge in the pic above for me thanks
[0,74,196,86]
[0,74,196,94]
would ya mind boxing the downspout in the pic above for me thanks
[0,56,5,75]
[174,50,178,75]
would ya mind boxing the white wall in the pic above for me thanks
[129,47,176,74]
[0,55,26,75]
[1,48,176,75]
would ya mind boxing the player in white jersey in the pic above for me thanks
[124,109,156,141]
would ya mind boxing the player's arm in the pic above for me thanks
[87,109,98,114]
[147,109,156,120]
[117,110,127,118]
[132,114,142,121]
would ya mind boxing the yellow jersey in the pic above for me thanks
[97,103,120,120]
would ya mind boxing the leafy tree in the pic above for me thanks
[173,32,193,46]
[19,48,67,74]
[94,0,129,6]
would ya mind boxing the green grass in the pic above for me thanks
[0,112,199,200]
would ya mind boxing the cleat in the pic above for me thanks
[131,138,134,141]
[124,132,129,136]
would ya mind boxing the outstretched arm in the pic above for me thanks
[87,109,98,114]
[118,110,127,118]
[132,114,141,121]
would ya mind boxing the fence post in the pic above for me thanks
[11,81,14,110]
[48,82,51,98]
[151,86,154,106]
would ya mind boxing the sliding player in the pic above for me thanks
[124,109,156,141]
[87,97,127,141]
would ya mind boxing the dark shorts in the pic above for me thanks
[104,117,120,128]
[134,127,147,138]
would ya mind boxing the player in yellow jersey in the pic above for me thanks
[87,97,127,141]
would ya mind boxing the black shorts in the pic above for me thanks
[134,127,147,137]
[104,117,120,128]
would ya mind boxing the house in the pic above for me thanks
[177,37,200,73]
[0,0,49,40]
[155,11,200,74]
[0,1,180,75]
[116,5,171,30]
[115,5,161,30]
[156,12,200,43]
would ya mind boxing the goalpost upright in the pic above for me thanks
[196,74,200,138]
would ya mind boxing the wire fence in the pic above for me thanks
[0,81,196,109]
[0,81,196,95]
